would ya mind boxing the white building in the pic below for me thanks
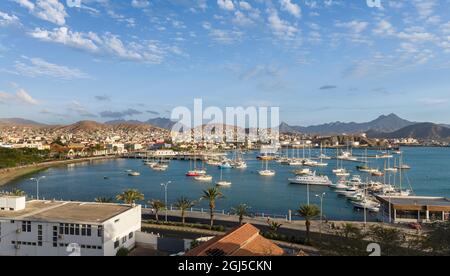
[0,196,141,256]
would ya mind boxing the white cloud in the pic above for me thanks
[0,88,39,105]
[131,0,150,8]
[13,0,67,26]
[0,11,20,27]
[239,1,252,11]
[28,27,173,64]
[232,10,253,26]
[203,22,243,44]
[16,88,39,105]
[280,0,301,18]
[13,56,91,80]
[29,27,99,52]
[217,0,235,11]
[336,20,369,34]
[267,8,298,39]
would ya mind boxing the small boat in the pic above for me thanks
[288,172,332,186]
[195,175,213,182]
[288,159,303,166]
[153,164,168,171]
[232,161,247,169]
[319,153,332,160]
[128,171,140,176]
[395,164,411,170]
[384,167,398,173]
[186,170,206,177]
[218,162,233,169]
[216,181,232,187]
[303,160,319,167]
[371,170,384,177]
[216,168,232,187]
[293,168,312,176]
[257,154,275,161]
[259,170,276,177]
[103,176,109,180]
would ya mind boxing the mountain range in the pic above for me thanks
[279,113,415,134]
[1,114,450,140]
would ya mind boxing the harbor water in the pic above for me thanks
[2,147,450,221]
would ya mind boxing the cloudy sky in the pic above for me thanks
[1,0,450,125]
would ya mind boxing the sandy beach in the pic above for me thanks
[0,156,117,186]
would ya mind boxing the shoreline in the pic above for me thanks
[0,156,117,187]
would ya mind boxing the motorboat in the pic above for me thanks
[259,170,276,177]
[152,164,168,171]
[288,172,332,186]
[195,175,213,182]
[293,168,312,176]
[216,181,232,187]
[128,171,140,176]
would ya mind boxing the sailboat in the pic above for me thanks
[216,168,232,187]
[316,144,328,167]
[186,154,207,176]
[259,160,276,176]
[333,149,350,176]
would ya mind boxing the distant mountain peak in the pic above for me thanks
[280,114,414,135]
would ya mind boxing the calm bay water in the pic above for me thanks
[3,147,450,221]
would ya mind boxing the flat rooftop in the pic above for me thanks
[378,196,450,206]
[0,200,135,224]
[377,196,450,211]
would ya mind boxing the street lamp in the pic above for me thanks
[161,181,172,222]
[30,176,46,200]
[315,192,326,237]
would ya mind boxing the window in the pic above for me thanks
[97,226,103,237]
[122,236,127,244]
[22,221,31,233]
[87,225,92,236]
[128,232,134,239]
[114,240,119,249]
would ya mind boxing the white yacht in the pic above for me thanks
[128,171,141,176]
[195,175,213,182]
[259,170,276,177]
[293,168,312,176]
[288,172,332,186]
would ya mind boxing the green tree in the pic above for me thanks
[174,197,196,225]
[422,221,450,255]
[231,204,251,225]
[368,225,405,256]
[297,204,320,244]
[11,189,26,197]
[94,197,114,203]
[149,200,166,222]
[340,223,364,239]
[116,189,144,205]
[201,188,224,229]
[267,219,283,233]
[116,247,130,256]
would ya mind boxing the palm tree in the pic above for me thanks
[116,189,144,205]
[174,197,196,225]
[340,223,363,239]
[201,188,224,229]
[148,200,166,222]
[267,219,283,233]
[94,197,114,203]
[11,189,26,197]
[297,204,320,243]
[232,204,251,225]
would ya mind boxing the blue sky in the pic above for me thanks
[1,0,450,125]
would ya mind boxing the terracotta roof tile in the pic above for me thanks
[185,223,284,256]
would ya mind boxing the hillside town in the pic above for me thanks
[1,118,449,163]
